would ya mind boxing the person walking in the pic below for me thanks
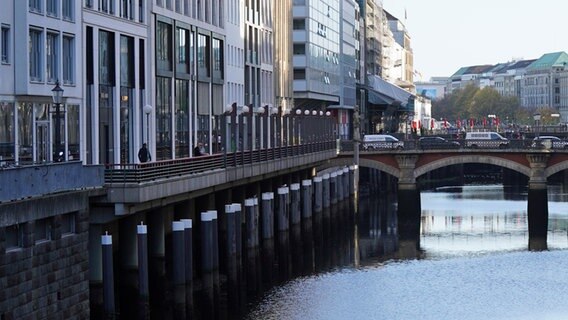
[193,142,208,156]
[138,143,151,163]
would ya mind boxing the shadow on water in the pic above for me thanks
[112,183,568,319]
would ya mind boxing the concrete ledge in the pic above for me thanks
[105,150,336,204]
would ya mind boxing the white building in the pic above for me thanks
[0,1,82,164]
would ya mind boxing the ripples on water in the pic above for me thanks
[246,184,568,320]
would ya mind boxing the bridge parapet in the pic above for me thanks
[395,155,419,190]
[527,154,550,189]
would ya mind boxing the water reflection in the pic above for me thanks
[246,184,568,320]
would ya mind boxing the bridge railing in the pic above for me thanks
[339,138,567,152]
[105,140,336,183]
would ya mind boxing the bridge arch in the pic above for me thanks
[545,161,568,178]
[415,155,531,178]
[322,157,400,179]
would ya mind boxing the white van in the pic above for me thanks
[465,132,509,149]
[362,134,404,150]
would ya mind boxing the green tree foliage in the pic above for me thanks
[432,84,524,124]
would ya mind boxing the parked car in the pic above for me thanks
[531,136,568,149]
[418,136,461,150]
[362,134,404,150]
[465,131,509,149]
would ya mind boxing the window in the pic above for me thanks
[60,213,76,235]
[6,224,24,251]
[86,0,94,9]
[63,0,74,21]
[47,0,58,17]
[156,22,172,71]
[176,27,188,73]
[29,28,42,82]
[35,218,52,243]
[121,0,133,19]
[294,69,306,80]
[46,32,59,83]
[293,44,305,55]
[197,34,210,77]
[212,38,222,73]
[63,35,74,84]
[293,19,306,30]
[100,0,114,14]
[29,0,42,12]
[1,25,9,64]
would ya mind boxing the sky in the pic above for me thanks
[382,0,568,81]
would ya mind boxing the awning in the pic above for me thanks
[367,75,414,108]
[327,104,355,110]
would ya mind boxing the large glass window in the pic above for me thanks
[1,25,9,64]
[157,22,172,71]
[46,32,59,83]
[176,27,188,73]
[175,79,189,158]
[100,0,115,14]
[18,103,33,163]
[67,105,80,160]
[0,103,15,164]
[29,28,42,82]
[212,38,223,75]
[189,31,195,75]
[99,30,115,164]
[120,35,134,164]
[63,35,74,84]
[197,34,210,77]
[156,77,171,160]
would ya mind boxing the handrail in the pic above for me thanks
[104,141,336,184]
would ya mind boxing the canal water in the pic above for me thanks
[245,184,568,320]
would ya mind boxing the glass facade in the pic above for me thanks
[0,103,15,164]
[156,77,172,160]
[175,79,189,158]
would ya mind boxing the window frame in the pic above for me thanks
[29,27,43,82]
[63,34,75,84]
[1,25,10,64]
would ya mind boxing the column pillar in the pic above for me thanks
[301,179,313,219]
[322,173,331,208]
[290,183,301,225]
[313,176,323,213]
[527,154,549,251]
[395,155,421,258]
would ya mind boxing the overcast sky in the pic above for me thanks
[382,0,568,81]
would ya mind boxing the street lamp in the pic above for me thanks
[533,112,541,139]
[51,81,64,162]
[143,104,153,146]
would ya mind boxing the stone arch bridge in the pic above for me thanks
[327,149,568,251]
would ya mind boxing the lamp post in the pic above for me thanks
[51,81,64,162]
[533,112,541,139]
[143,104,153,146]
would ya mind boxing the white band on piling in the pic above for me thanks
[201,211,214,221]
[225,204,236,213]
[245,198,255,206]
[290,183,300,190]
[137,225,147,234]
[330,172,337,178]
[323,173,330,180]
[101,234,112,245]
[343,167,349,173]
[262,192,274,200]
[253,197,258,205]
[173,221,185,231]
[207,210,218,220]
[314,176,322,183]
[349,165,355,170]
[302,179,312,186]
[278,187,289,194]
[336,170,343,176]
[231,203,242,212]
[180,218,192,229]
